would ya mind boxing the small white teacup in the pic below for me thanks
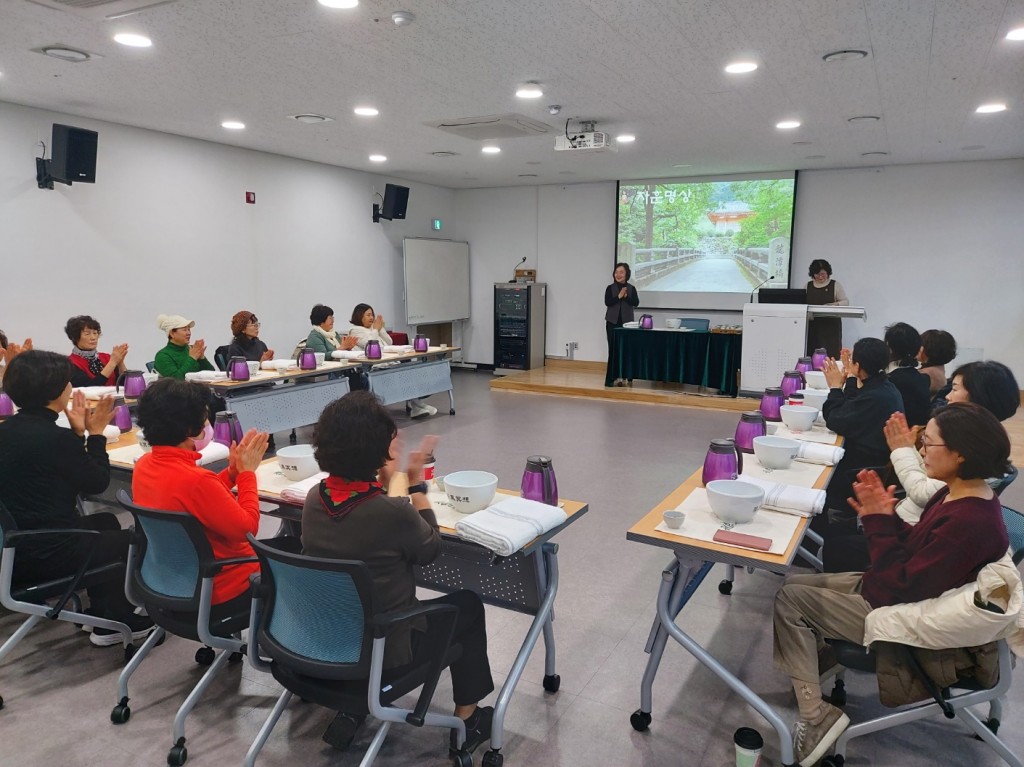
[663,510,685,529]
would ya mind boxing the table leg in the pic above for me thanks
[485,543,559,759]
[447,386,456,415]
[649,554,797,765]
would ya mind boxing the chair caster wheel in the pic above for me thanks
[449,748,472,767]
[110,702,131,724]
[449,409,456,415]
[228,651,244,664]
[482,749,504,767]
[167,739,188,766]
[828,679,847,707]
[630,709,652,732]
[543,673,560,693]
[977,717,1000,739]
[195,646,215,666]
[718,579,733,595]
[821,756,844,767]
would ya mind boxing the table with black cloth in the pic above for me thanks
[608,328,742,395]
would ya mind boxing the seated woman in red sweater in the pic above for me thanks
[132,379,268,616]
[772,401,1011,766]
[65,315,128,388]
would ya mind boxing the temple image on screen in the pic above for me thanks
[616,177,795,294]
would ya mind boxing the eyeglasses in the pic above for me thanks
[921,438,947,450]
[247,321,261,327]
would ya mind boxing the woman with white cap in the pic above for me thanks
[153,314,215,379]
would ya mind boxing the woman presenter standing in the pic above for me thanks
[805,259,849,357]
[604,262,640,387]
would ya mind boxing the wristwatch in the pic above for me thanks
[408,482,429,496]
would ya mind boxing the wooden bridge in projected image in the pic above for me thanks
[643,255,761,291]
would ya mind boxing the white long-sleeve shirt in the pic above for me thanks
[349,325,392,349]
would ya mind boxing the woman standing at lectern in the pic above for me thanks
[805,259,849,357]
[604,262,640,387]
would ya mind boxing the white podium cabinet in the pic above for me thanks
[739,304,866,396]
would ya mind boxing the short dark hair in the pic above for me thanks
[3,350,72,409]
[951,361,1020,422]
[808,259,832,278]
[0,329,8,349]
[350,303,374,327]
[884,322,921,367]
[314,391,396,481]
[932,402,1011,480]
[64,315,101,345]
[136,379,210,446]
[310,304,334,326]
[919,330,956,367]
[851,337,889,378]
[614,262,632,281]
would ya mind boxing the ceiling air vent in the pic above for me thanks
[427,113,551,141]
[25,0,183,20]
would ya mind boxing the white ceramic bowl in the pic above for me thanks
[780,405,818,432]
[796,388,828,411]
[753,435,800,469]
[443,470,498,514]
[665,318,682,329]
[246,361,260,376]
[803,370,828,390]
[706,480,765,524]
[276,444,319,481]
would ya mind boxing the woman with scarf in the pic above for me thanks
[65,315,128,387]
[304,303,357,356]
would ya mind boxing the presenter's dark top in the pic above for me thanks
[0,407,111,560]
[806,279,841,357]
[604,282,640,325]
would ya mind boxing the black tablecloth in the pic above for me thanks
[608,328,742,396]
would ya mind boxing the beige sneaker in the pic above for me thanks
[792,702,849,766]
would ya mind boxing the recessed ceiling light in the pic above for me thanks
[616,134,636,143]
[113,33,152,48]
[515,82,544,99]
[319,0,358,8]
[861,151,888,157]
[724,61,758,74]
[221,120,245,130]
[368,154,387,162]
[354,106,379,116]
[847,115,880,123]
[1005,27,1024,40]
[289,113,333,124]
[776,120,801,130]
[976,103,1007,113]
[822,49,868,63]
[482,146,501,154]
[391,11,414,25]
[41,46,91,62]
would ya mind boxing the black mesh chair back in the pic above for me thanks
[214,345,231,372]
[994,465,1019,497]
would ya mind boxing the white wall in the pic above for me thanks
[792,160,1024,378]
[0,101,454,365]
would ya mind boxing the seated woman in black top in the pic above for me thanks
[0,351,152,645]
[65,315,128,388]
[226,310,274,363]
[819,338,904,519]
[883,322,930,427]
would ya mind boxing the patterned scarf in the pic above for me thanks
[72,346,105,376]
[319,476,384,519]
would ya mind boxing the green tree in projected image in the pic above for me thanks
[730,179,795,248]
[618,183,714,254]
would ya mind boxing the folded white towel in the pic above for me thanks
[382,345,414,354]
[197,442,230,465]
[454,497,567,556]
[622,321,640,328]
[281,472,329,503]
[330,350,363,360]
[734,475,826,517]
[184,371,228,382]
[261,360,298,370]
[794,443,846,466]
[74,386,118,399]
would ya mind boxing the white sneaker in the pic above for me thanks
[410,403,438,419]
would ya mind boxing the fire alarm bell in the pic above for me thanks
[245,192,256,204]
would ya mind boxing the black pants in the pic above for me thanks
[605,322,623,386]
[404,590,493,706]
[12,512,135,620]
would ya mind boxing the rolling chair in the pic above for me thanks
[113,490,254,766]
[242,535,475,767]
[213,345,231,372]
[0,501,142,710]
[145,361,155,373]
[994,465,1018,497]
[677,318,710,332]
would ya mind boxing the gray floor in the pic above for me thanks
[2,370,1022,767]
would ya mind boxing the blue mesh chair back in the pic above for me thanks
[214,345,230,372]
[994,465,1018,497]
[1002,506,1024,566]
[250,536,375,681]
[678,317,710,332]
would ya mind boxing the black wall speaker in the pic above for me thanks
[380,183,409,220]
[50,124,98,184]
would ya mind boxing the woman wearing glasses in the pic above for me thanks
[226,311,274,362]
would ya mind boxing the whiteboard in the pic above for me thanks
[403,238,470,324]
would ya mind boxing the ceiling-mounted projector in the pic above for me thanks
[554,132,617,153]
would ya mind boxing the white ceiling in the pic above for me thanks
[1,0,1022,189]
